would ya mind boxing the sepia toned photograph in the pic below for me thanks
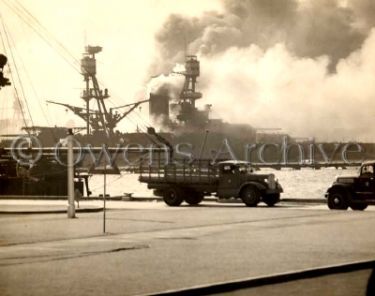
[0,0,375,295]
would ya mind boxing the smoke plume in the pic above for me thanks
[150,0,375,141]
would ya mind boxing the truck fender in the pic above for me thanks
[327,184,351,194]
[326,184,353,201]
[238,182,267,196]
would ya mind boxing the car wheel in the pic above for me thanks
[327,191,349,210]
[241,186,260,207]
[350,203,368,211]
[184,190,204,205]
[163,187,184,206]
[263,193,280,207]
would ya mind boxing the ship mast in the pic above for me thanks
[174,55,202,124]
[171,55,211,129]
[80,45,111,136]
[47,45,149,137]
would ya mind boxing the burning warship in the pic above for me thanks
[1,44,374,167]
[8,45,371,164]
[6,45,277,158]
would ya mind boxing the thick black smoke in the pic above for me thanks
[348,0,375,30]
[148,0,375,141]
[152,0,374,73]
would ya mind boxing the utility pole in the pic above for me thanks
[103,161,107,233]
[67,128,76,218]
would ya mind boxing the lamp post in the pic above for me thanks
[67,128,75,218]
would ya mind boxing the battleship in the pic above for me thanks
[6,45,259,153]
[2,44,373,165]
[0,44,272,158]
[1,44,375,178]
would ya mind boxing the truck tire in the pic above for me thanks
[327,190,349,210]
[241,186,260,207]
[350,203,368,211]
[163,187,184,206]
[263,193,280,207]
[184,190,204,205]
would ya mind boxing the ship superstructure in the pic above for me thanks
[173,55,208,128]
[47,46,149,139]
[149,55,211,131]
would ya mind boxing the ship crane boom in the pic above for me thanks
[110,99,149,111]
[47,100,97,114]
[109,99,150,124]
[46,100,97,124]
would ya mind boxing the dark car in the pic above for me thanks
[325,161,375,211]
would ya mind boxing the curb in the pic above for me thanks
[0,207,103,215]
[150,259,375,295]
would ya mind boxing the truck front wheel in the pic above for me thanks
[163,187,184,206]
[263,193,280,207]
[327,191,349,210]
[241,186,260,207]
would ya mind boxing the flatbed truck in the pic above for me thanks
[139,160,283,207]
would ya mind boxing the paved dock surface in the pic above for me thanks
[0,200,374,295]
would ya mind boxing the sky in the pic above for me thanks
[1,0,375,142]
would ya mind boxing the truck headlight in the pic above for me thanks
[268,174,276,189]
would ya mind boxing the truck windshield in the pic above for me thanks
[361,165,374,176]
[238,165,253,174]
[221,163,254,174]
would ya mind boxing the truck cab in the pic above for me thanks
[325,161,375,210]
[217,161,282,206]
